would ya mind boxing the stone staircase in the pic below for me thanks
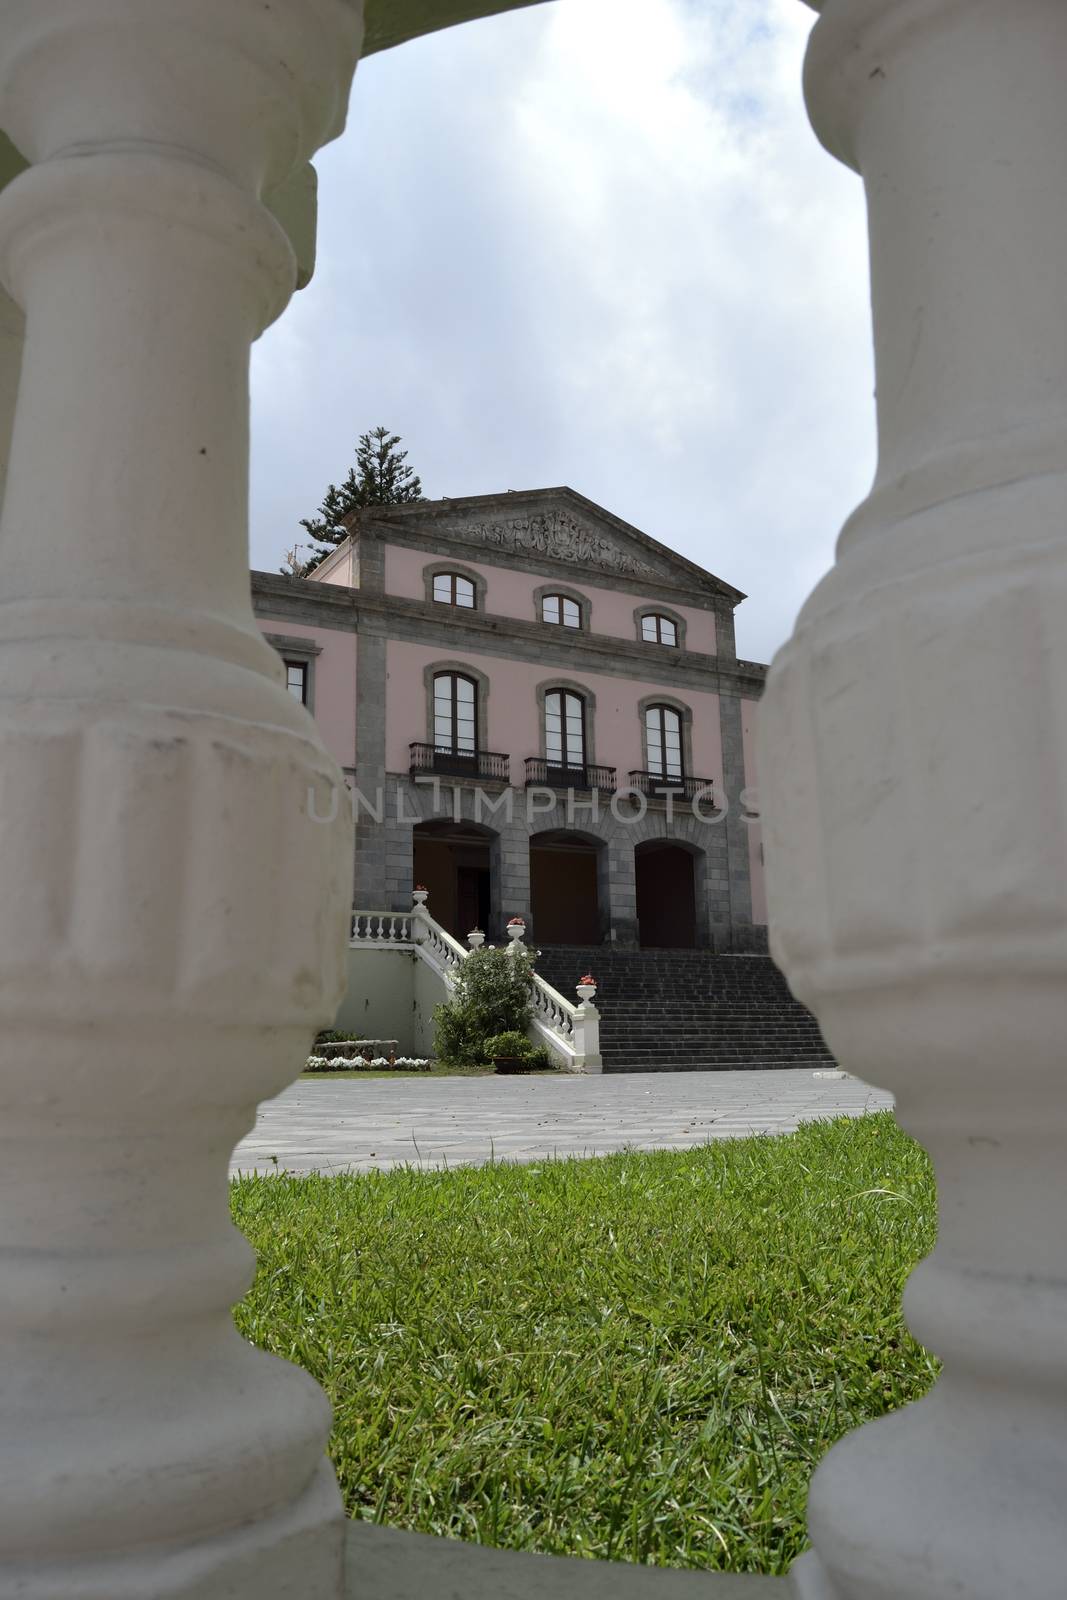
[533,947,836,1073]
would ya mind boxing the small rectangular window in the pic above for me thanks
[285,661,308,704]
[562,598,580,629]
[542,595,561,625]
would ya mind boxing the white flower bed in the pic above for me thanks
[305,1054,431,1072]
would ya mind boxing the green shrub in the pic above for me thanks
[433,945,535,1067]
[483,1030,534,1060]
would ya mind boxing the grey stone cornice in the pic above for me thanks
[250,570,767,698]
[252,569,358,619]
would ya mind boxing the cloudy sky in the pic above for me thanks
[249,0,875,665]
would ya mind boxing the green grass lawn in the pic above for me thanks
[231,1112,937,1575]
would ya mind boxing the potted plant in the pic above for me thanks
[576,974,597,1001]
[485,1030,536,1075]
[412,884,429,906]
[506,916,526,946]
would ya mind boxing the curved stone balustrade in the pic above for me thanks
[760,2,1067,1596]
[0,0,1056,1596]
[0,3,363,1596]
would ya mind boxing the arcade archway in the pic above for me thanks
[530,830,603,946]
[635,840,699,948]
[412,821,494,941]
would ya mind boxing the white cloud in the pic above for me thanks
[250,0,875,663]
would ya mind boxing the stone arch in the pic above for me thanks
[528,825,606,945]
[411,816,502,942]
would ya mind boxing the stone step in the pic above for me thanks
[533,948,836,1074]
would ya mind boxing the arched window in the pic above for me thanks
[433,571,476,608]
[645,703,684,780]
[641,612,678,647]
[433,672,478,757]
[545,688,586,775]
[542,593,582,629]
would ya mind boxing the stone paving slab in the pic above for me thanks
[230,1070,895,1178]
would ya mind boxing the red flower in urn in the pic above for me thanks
[579,974,596,985]
[507,916,526,926]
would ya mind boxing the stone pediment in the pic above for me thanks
[440,504,666,579]
[366,489,742,599]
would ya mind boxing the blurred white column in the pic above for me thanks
[763,2,1067,1596]
[0,3,361,1596]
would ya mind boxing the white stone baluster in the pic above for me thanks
[762,3,1067,1596]
[0,3,363,1597]
[573,979,602,1074]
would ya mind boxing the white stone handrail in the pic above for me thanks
[350,909,413,945]
[410,903,468,972]
[531,972,577,1042]
[409,901,600,1072]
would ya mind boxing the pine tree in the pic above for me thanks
[297,427,424,571]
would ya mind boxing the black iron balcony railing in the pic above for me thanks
[628,770,719,805]
[524,758,617,793]
[409,743,511,783]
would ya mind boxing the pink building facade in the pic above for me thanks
[252,487,766,950]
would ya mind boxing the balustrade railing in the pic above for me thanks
[409,742,511,782]
[627,770,718,806]
[411,904,469,974]
[531,972,577,1047]
[524,758,617,792]
[350,910,413,944]
[400,898,599,1072]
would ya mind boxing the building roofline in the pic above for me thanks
[340,485,747,606]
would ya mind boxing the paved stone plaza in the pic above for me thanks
[230,1069,894,1178]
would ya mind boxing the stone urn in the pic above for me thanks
[576,975,597,1003]
[412,886,429,907]
[467,929,485,949]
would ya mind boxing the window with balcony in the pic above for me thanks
[641,612,678,647]
[433,671,478,757]
[545,688,586,776]
[542,593,582,629]
[645,703,684,780]
[433,572,476,608]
